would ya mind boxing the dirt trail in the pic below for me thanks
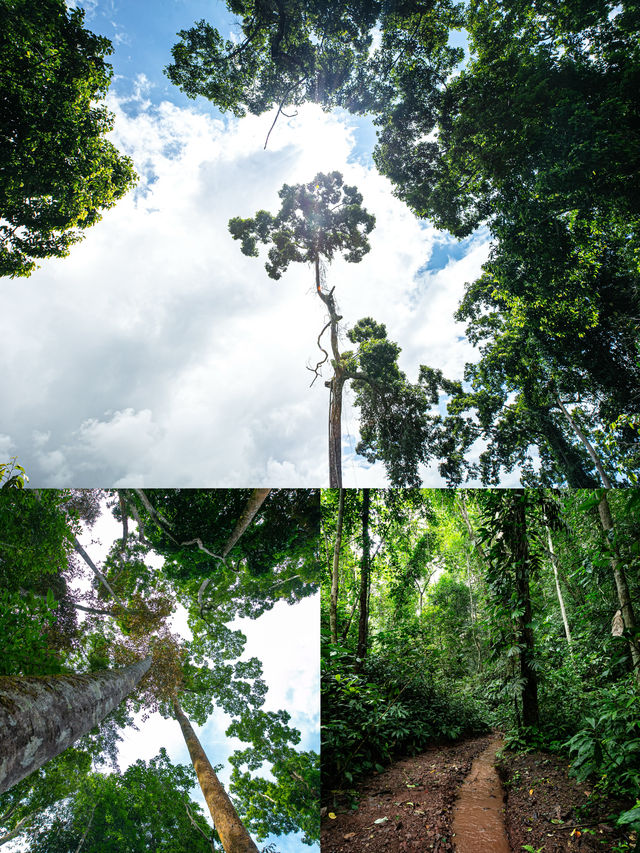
[322,734,635,853]
[451,736,510,853]
[321,735,492,852]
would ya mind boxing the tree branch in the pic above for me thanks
[73,539,129,611]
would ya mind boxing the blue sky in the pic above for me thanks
[0,1,497,487]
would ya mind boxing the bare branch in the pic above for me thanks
[307,320,331,386]
[73,539,129,612]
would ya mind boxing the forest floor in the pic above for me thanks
[321,734,635,853]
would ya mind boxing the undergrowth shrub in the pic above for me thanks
[321,640,489,796]
[564,677,640,802]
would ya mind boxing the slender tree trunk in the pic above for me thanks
[341,597,358,640]
[328,374,345,487]
[198,489,271,609]
[172,697,258,853]
[508,492,540,729]
[356,489,371,664]
[316,257,345,487]
[0,657,151,794]
[222,490,271,558]
[74,538,129,611]
[118,492,129,547]
[74,802,96,853]
[554,395,613,488]
[543,515,573,654]
[330,488,345,643]
[536,406,599,487]
[133,489,176,537]
[597,492,640,685]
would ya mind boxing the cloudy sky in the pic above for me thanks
[0,1,491,487]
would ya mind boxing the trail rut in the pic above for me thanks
[452,736,510,853]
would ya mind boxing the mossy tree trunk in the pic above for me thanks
[0,656,151,794]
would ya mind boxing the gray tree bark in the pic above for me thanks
[0,656,151,794]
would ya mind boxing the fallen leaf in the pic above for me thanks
[328,813,337,820]
[529,789,534,795]
[374,817,388,825]
[343,833,356,839]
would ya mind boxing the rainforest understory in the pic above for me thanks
[321,489,640,853]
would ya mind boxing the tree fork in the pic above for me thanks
[0,656,151,793]
[172,697,259,853]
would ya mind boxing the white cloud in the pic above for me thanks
[0,90,488,486]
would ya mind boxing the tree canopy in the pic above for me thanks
[0,488,320,850]
[0,0,137,277]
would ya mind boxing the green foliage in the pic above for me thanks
[347,319,458,487]
[29,750,214,853]
[227,710,319,845]
[0,0,137,277]
[229,171,375,279]
[0,588,63,675]
[0,457,28,488]
[321,637,488,793]
[564,678,640,801]
[166,0,461,121]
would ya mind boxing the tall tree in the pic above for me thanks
[329,488,345,643]
[356,488,371,664]
[172,697,258,853]
[0,656,151,794]
[0,0,136,277]
[479,490,540,730]
[229,172,375,486]
[597,491,640,687]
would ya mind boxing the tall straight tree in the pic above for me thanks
[329,488,345,643]
[356,489,371,664]
[479,490,540,730]
[597,491,640,686]
[229,171,375,486]
[0,656,151,794]
[172,697,258,853]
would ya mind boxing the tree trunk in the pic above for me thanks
[554,395,613,488]
[543,516,573,654]
[509,492,540,729]
[330,488,345,643]
[118,492,129,547]
[328,373,345,488]
[172,697,258,853]
[74,538,129,610]
[222,489,271,558]
[597,492,640,686]
[73,802,96,853]
[0,656,151,794]
[536,406,599,487]
[197,489,271,609]
[316,257,345,488]
[356,489,371,664]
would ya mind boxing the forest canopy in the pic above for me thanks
[0,488,320,851]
